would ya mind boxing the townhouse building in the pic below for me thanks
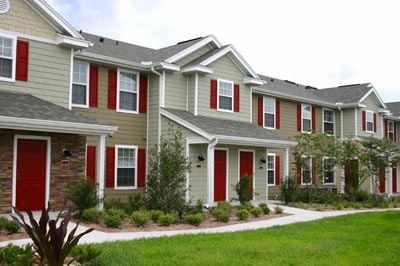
[0,0,399,213]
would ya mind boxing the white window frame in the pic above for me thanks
[0,33,17,82]
[323,156,335,184]
[322,108,335,135]
[117,69,139,114]
[217,78,234,113]
[302,104,312,133]
[366,110,374,133]
[267,153,275,186]
[114,145,138,190]
[263,97,276,129]
[301,155,312,185]
[71,61,89,108]
[388,121,395,141]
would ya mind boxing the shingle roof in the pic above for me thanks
[163,108,292,142]
[81,32,207,64]
[385,102,400,117]
[313,83,372,104]
[183,45,230,67]
[0,90,110,126]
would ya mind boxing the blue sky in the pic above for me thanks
[48,0,400,103]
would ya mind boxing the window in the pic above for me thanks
[117,69,139,113]
[301,156,312,185]
[217,79,233,112]
[267,154,275,185]
[115,145,137,189]
[323,109,335,134]
[323,157,335,184]
[388,121,394,141]
[302,104,312,132]
[366,110,374,132]
[72,61,89,107]
[263,97,276,129]
[0,34,16,82]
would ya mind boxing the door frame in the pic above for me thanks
[214,148,229,202]
[238,149,255,200]
[12,135,51,210]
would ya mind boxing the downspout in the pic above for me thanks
[207,138,218,207]
[338,106,345,193]
[151,67,163,152]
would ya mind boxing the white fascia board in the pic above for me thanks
[216,135,297,148]
[29,0,85,40]
[160,109,213,141]
[155,62,181,72]
[181,65,214,74]
[378,108,390,115]
[252,87,337,108]
[56,34,91,49]
[244,76,265,85]
[335,102,367,108]
[0,116,118,135]
[165,35,222,63]
[359,86,387,109]
[385,115,400,121]
[74,52,149,71]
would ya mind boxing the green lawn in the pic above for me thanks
[92,211,400,266]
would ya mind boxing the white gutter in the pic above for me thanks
[337,104,344,141]
[151,67,163,150]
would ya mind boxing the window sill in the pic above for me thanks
[323,182,336,186]
[114,186,137,190]
[71,104,89,109]
[217,108,234,113]
[264,126,276,130]
[0,77,15,83]
[116,109,139,115]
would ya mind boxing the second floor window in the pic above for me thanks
[267,154,275,185]
[0,35,15,81]
[263,97,276,129]
[302,104,312,132]
[72,61,89,107]
[323,157,335,184]
[323,109,335,134]
[388,121,394,140]
[366,110,374,132]
[118,70,138,113]
[302,156,312,185]
[217,79,233,112]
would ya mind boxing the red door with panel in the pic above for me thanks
[393,167,397,193]
[214,150,227,202]
[16,139,47,211]
[239,151,254,196]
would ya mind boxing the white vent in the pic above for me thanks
[0,0,10,14]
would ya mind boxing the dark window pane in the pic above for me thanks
[72,84,86,105]
[219,95,232,110]
[120,91,137,111]
[267,170,274,184]
[117,168,135,187]
[303,119,311,131]
[264,113,275,128]
[0,58,12,78]
[324,122,334,134]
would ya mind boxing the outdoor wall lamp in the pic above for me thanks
[63,148,72,158]
[197,154,205,162]
[260,156,266,164]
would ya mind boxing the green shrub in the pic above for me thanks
[158,214,180,226]
[363,202,374,208]
[103,214,122,228]
[193,199,205,214]
[258,203,271,215]
[280,176,299,204]
[81,208,103,223]
[186,213,204,226]
[233,174,253,204]
[130,211,151,227]
[68,178,99,217]
[379,199,391,209]
[104,198,125,211]
[250,207,263,217]
[332,201,343,210]
[368,194,385,207]
[238,203,254,212]
[274,206,284,214]
[211,208,230,223]
[149,210,164,223]
[105,208,125,220]
[0,244,35,266]
[126,193,144,215]
[236,209,249,221]
[217,201,232,213]
[71,245,102,266]
[0,217,21,234]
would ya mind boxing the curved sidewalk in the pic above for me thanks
[1,204,399,247]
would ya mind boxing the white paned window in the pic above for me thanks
[302,104,312,132]
[217,79,233,112]
[115,145,137,189]
[267,154,275,185]
[323,157,335,184]
[323,109,335,134]
[264,97,276,129]
[388,121,394,141]
[117,69,139,113]
[302,156,312,185]
[0,34,16,81]
[72,61,89,107]
[366,110,374,132]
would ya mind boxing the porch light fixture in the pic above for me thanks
[260,156,266,164]
[63,148,72,158]
[197,154,205,162]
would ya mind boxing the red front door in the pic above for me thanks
[239,151,254,196]
[379,167,385,193]
[16,139,47,211]
[214,150,227,202]
[393,167,397,193]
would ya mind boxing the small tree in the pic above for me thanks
[145,125,191,215]
[233,174,253,204]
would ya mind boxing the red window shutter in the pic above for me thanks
[362,111,366,131]
[297,157,302,184]
[312,106,316,131]
[297,104,302,132]
[275,156,280,185]
[258,97,263,126]
[234,84,240,112]
[106,147,115,188]
[16,40,29,81]
[86,146,96,181]
[312,158,316,184]
[373,113,377,132]
[89,65,98,107]
[108,69,117,109]
[384,120,388,138]
[139,74,148,113]
[276,99,280,129]
[210,79,217,109]
[395,122,397,142]
[137,148,146,187]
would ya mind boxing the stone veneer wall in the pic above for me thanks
[0,129,86,213]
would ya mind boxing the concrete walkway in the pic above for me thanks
[1,202,399,247]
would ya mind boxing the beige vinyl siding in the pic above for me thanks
[147,73,160,150]
[188,144,208,202]
[0,0,57,40]
[175,45,213,66]
[187,75,195,113]
[358,95,383,139]
[342,108,356,138]
[266,148,284,200]
[164,71,187,110]
[0,38,71,108]
[334,110,342,139]
[197,55,250,122]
